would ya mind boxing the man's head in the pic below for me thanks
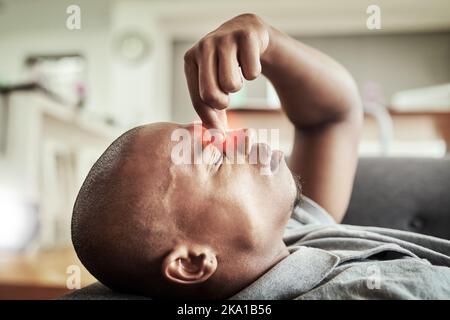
[72,122,300,299]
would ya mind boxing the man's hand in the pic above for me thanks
[183,13,270,133]
[185,13,363,222]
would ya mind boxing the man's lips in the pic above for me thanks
[270,150,283,173]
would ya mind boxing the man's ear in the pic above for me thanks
[162,244,217,285]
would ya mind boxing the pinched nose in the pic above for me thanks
[248,142,272,167]
[195,124,254,153]
[223,128,255,156]
[200,126,280,165]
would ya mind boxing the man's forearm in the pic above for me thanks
[259,23,363,221]
[261,25,362,129]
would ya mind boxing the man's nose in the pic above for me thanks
[224,128,254,156]
[248,142,272,167]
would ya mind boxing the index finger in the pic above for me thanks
[184,55,227,134]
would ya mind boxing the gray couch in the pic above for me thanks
[62,157,450,299]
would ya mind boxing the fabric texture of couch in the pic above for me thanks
[61,157,450,300]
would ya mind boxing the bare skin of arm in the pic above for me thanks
[184,13,363,222]
[262,24,363,222]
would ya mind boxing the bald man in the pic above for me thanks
[72,14,450,299]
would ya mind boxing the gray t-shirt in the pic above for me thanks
[232,196,450,299]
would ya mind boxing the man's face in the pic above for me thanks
[133,123,298,254]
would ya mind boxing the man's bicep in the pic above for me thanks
[288,117,361,223]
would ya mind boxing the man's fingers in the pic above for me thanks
[217,41,243,93]
[197,41,229,110]
[184,57,226,133]
[216,109,228,129]
[238,32,262,80]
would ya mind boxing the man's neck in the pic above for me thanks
[215,241,290,299]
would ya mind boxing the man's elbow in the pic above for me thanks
[291,68,364,132]
[335,71,364,132]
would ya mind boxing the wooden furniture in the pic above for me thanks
[0,246,96,299]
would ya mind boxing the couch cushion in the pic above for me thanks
[343,157,450,240]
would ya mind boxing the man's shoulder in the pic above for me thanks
[297,258,450,299]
